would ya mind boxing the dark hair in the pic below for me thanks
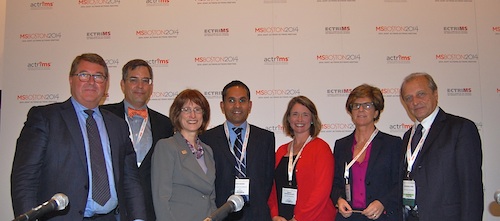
[222,80,251,101]
[69,53,108,77]
[346,84,384,122]
[169,89,210,134]
[282,96,322,138]
[400,72,438,94]
[122,59,153,81]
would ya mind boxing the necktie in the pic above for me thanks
[411,124,423,153]
[85,109,111,206]
[233,127,246,178]
[128,107,148,119]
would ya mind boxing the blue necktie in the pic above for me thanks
[411,124,423,153]
[85,110,111,206]
[233,127,246,178]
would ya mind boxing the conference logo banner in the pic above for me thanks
[325,26,350,35]
[255,26,299,36]
[326,88,352,97]
[321,122,355,133]
[19,32,62,43]
[443,26,468,34]
[136,29,179,39]
[145,58,169,67]
[435,53,478,63]
[317,54,360,64]
[30,2,54,10]
[317,0,355,2]
[380,88,400,98]
[264,0,286,3]
[386,54,411,64]
[16,93,60,104]
[78,0,121,8]
[150,91,179,101]
[447,88,472,96]
[204,28,230,37]
[388,122,413,133]
[194,56,238,66]
[264,124,285,133]
[255,89,300,99]
[376,25,419,35]
[86,31,111,40]
[105,58,120,68]
[195,0,237,5]
[146,0,170,6]
[203,90,222,100]
[435,0,472,2]
[27,61,52,71]
[264,56,289,65]
[493,26,500,35]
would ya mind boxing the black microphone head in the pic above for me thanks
[227,195,244,212]
[51,193,69,211]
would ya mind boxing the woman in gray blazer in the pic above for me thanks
[152,89,216,221]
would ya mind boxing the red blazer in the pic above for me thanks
[268,137,336,221]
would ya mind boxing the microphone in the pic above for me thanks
[13,193,69,221]
[495,189,500,204]
[203,195,244,221]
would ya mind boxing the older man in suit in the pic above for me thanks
[101,59,174,221]
[400,72,483,221]
[200,80,275,221]
[11,53,146,221]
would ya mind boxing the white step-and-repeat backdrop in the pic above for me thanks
[1,0,499,219]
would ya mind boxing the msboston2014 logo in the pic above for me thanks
[195,56,238,66]
[78,0,120,8]
[150,91,178,101]
[136,29,179,39]
[435,53,478,63]
[376,25,419,35]
[17,93,60,104]
[255,89,300,99]
[20,32,62,42]
[255,26,299,36]
[317,54,360,64]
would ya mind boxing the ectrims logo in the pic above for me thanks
[325,26,350,34]
[30,2,54,10]
[255,26,299,36]
[435,53,478,63]
[145,58,169,67]
[317,54,360,64]
[204,28,229,37]
[326,88,352,97]
[447,88,472,96]
[27,61,52,70]
[387,55,411,64]
[87,31,111,40]
[264,56,289,65]
[443,26,468,34]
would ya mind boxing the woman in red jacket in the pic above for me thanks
[268,96,336,221]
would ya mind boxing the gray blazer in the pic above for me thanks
[151,133,216,221]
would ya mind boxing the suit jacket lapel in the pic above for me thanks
[60,99,89,172]
[366,133,382,177]
[216,126,238,166]
[174,133,213,184]
[415,109,446,166]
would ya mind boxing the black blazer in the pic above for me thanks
[401,109,483,221]
[332,130,403,221]
[100,101,173,221]
[200,124,275,221]
[11,99,146,221]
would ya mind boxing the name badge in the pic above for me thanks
[345,183,352,202]
[281,187,297,205]
[403,180,416,207]
[234,178,250,196]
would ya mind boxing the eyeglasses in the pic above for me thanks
[127,77,153,85]
[350,102,374,110]
[181,107,203,114]
[71,72,107,83]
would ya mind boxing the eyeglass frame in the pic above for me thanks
[350,102,375,110]
[181,107,204,114]
[126,77,153,85]
[70,72,107,83]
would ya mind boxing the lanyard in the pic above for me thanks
[125,113,148,148]
[224,122,250,164]
[288,136,312,182]
[344,129,379,182]
[405,125,430,173]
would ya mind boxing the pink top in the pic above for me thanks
[350,139,373,209]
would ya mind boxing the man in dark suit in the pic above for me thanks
[11,53,147,221]
[101,59,174,221]
[200,80,275,221]
[400,72,483,221]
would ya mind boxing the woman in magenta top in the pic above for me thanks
[331,84,402,221]
[268,96,336,221]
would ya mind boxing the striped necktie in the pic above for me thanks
[233,127,246,178]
